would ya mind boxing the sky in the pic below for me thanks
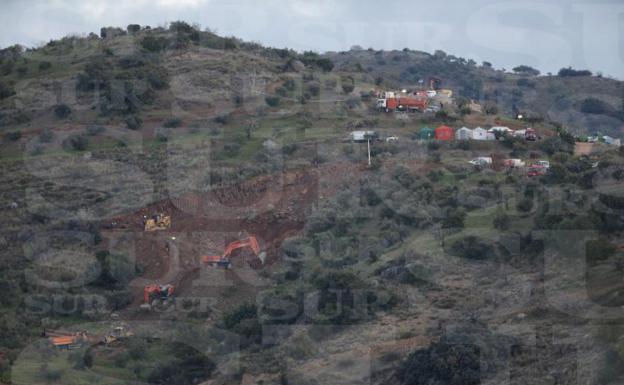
[0,0,623,79]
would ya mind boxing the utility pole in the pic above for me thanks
[367,138,371,167]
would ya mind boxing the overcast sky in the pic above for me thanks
[1,0,623,79]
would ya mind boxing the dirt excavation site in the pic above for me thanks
[100,164,344,317]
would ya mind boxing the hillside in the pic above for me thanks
[0,22,624,385]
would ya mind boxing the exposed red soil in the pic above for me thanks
[102,166,323,312]
[101,158,434,315]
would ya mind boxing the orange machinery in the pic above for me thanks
[201,236,261,268]
[143,284,174,304]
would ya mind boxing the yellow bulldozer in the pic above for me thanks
[144,213,171,231]
[102,326,133,345]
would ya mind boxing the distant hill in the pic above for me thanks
[326,48,624,137]
[0,21,622,138]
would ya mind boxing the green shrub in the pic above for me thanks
[127,339,147,360]
[127,24,141,34]
[222,303,257,329]
[265,96,281,107]
[0,81,15,99]
[284,78,296,91]
[586,239,616,263]
[442,208,466,229]
[85,124,105,136]
[306,81,320,96]
[147,344,215,385]
[4,131,21,141]
[163,116,182,128]
[118,54,145,69]
[214,114,231,125]
[38,61,52,71]
[516,197,533,213]
[125,115,143,130]
[316,58,334,72]
[140,36,169,52]
[275,86,288,97]
[400,340,481,385]
[341,82,355,94]
[580,98,612,114]
[63,134,88,151]
[53,104,71,119]
[449,236,495,260]
[39,128,54,143]
[40,365,63,382]
[493,211,510,230]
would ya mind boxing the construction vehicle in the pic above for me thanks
[377,97,427,112]
[201,236,264,268]
[102,326,133,345]
[144,213,171,231]
[142,284,175,310]
[43,330,88,350]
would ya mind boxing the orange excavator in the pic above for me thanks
[201,236,263,268]
[143,284,175,307]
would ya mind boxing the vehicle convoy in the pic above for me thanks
[142,284,175,310]
[144,213,171,231]
[201,236,265,268]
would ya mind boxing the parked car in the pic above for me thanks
[469,157,492,166]
[527,165,547,177]
[535,160,550,168]
[386,136,399,142]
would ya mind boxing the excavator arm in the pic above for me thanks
[201,236,261,267]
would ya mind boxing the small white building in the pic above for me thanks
[514,129,526,138]
[486,132,496,140]
[455,127,473,140]
[472,127,488,140]
[349,130,378,142]
[603,136,621,146]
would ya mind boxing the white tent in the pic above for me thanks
[472,127,488,140]
[455,127,473,140]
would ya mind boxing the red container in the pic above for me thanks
[435,125,454,140]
